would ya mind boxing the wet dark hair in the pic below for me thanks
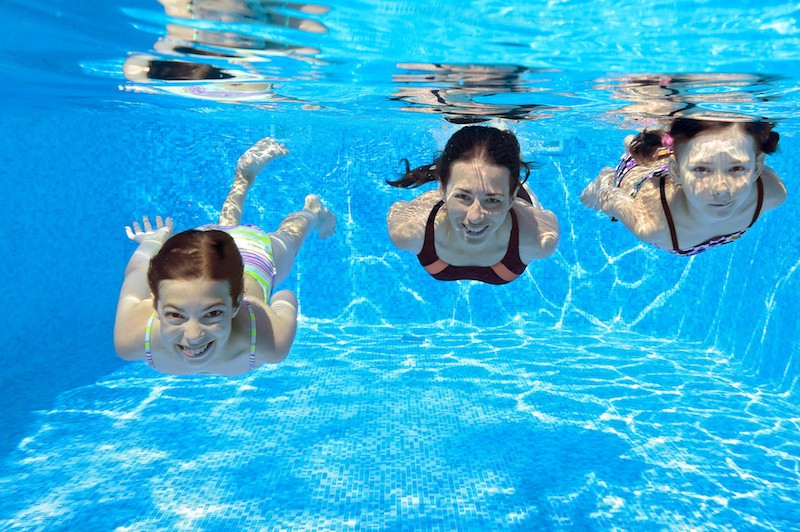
[148,229,244,304]
[628,117,780,164]
[386,126,532,192]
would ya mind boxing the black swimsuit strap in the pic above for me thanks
[417,200,444,266]
[749,177,764,227]
[661,175,766,253]
[515,185,533,204]
[659,174,681,251]
[499,208,523,269]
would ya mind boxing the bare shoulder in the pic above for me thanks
[387,190,441,254]
[113,299,154,361]
[512,200,560,263]
[248,292,298,365]
[760,166,787,211]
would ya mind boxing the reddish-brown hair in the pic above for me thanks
[148,229,244,303]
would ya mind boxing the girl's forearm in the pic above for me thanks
[125,238,164,277]
[597,186,632,220]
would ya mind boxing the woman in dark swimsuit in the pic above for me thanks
[386,126,559,284]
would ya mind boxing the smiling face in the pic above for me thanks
[672,125,763,220]
[154,278,240,363]
[441,158,515,245]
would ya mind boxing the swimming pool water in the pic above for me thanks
[2,322,800,529]
[2,0,800,529]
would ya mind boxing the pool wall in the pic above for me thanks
[2,104,797,454]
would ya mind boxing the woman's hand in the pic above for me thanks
[126,215,174,244]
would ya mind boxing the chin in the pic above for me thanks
[705,204,737,220]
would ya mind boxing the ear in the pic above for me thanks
[232,295,243,317]
[667,155,682,185]
[151,293,158,312]
[755,152,766,176]
[438,181,446,200]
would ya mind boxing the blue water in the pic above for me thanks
[2,0,800,529]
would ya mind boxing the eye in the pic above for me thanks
[730,165,747,173]
[164,311,184,322]
[692,166,711,174]
[485,198,502,205]
[206,310,224,318]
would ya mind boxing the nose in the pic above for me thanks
[183,320,204,343]
[466,199,485,222]
[710,176,731,198]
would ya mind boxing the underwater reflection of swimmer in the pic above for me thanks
[391,63,561,124]
[157,0,330,33]
[387,126,559,285]
[122,0,329,102]
[114,138,337,376]
[580,116,786,256]
[152,24,322,59]
[595,73,782,128]
[122,54,278,101]
[124,56,238,81]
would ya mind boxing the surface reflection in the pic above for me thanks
[157,0,330,31]
[123,0,329,103]
[391,63,569,124]
[595,73,784,128]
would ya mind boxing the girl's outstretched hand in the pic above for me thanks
[126,215,174,244]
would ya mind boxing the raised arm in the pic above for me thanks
[114,216,173,360]
[386,189,441,254]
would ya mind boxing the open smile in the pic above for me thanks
[179,341,214,358]
[463,224,488,237]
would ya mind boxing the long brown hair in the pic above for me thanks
[387,126,532,192]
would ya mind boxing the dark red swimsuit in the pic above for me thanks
[416,201,528,285]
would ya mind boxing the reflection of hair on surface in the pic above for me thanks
[124,54,255,82]
[391,63,567,123]
[595,73,784,127]
[156,0,330,33]
[122,54,294,103]
[158,24,322,58]
[390,91,558,124]
[393,63,532,87]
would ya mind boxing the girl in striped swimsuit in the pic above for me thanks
[114,137,336,376]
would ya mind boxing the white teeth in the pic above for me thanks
[181,342,212,357]
[464,225,487,235]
